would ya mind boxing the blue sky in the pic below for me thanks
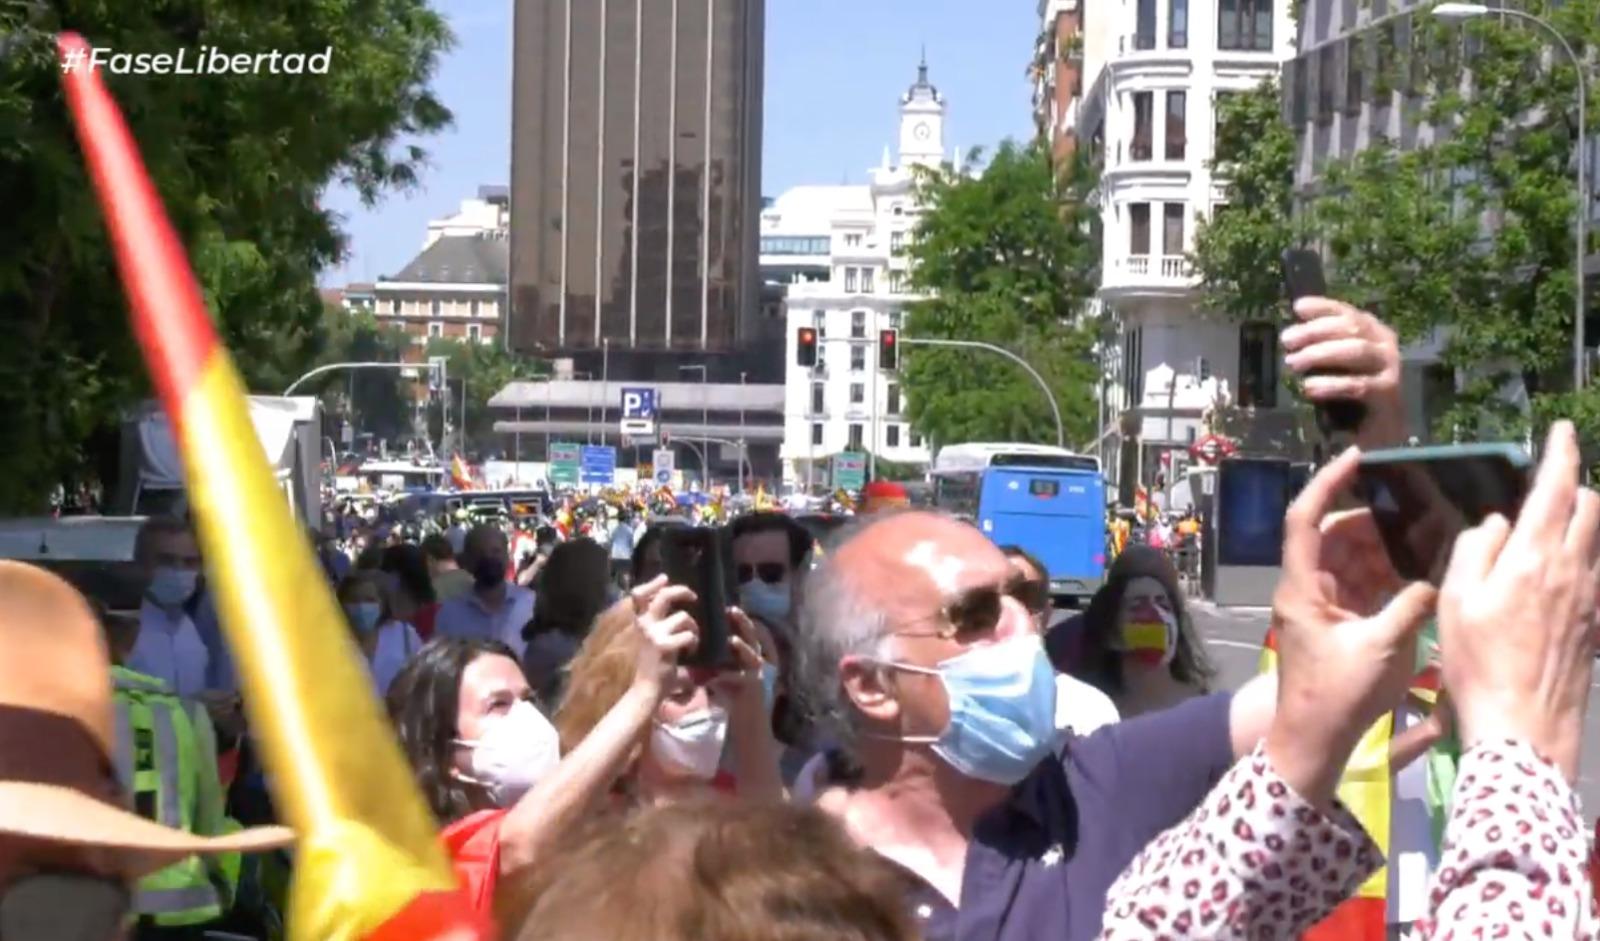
[320,0,1037,286]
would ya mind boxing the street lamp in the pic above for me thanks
[1432,2,1589,388]
[678,364,709,485]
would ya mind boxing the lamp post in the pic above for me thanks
[678,364,709,486]
[738,370,747,494]
[1433,2,1589,388]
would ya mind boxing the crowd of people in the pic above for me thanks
[6,293,1600,940]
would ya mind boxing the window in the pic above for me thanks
[890,231,904,253]
[850,310,866,338]
[844,267,858,292]
[1123,326,1145,406]
[889,270,905,293]
[811,423,824,446]
[1129,203,1151,255]
[1345,35,1365,112]
[892,205,904,217]
[861,268,876,293]
[470,299,480,317]
[850,383,865,404]
[760,236,831,255]
[1131,92,1153,160]
[1289,56,1308,125]
[1165,91,1187,160]
[1218,0,1272,51]
[889,310,903,329]
[430,299,441,316]
[812,309,826,334]
[1238,322,1280,408]
[845,233,862,248]
[1135,0,1156,49]
[467,323,482,342]
[850,346,866,371]
[886,424,901,448]
[1316,44,1338,122]
[1163,203,1185,256]
[1169,0,1188,47]
[910,430,923,448]
[847,424,864,451]
[1214,90,1237,152]
[811,382,825,415]
[427,321,443,338]
[886,384,902,415]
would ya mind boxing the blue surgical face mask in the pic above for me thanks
[146,567,197,609]
[738,581,792,626]
[884,635,1058,785]
[345,602,382,634]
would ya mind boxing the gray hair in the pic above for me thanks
[791,517,894,749]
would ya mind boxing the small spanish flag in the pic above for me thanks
[57,33,489,941]
[450,454,475,491]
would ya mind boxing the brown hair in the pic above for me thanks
[513,800,918,941]
[551,596,644,756]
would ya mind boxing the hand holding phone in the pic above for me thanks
[659,527,732,669]
[1281,249,1367,436]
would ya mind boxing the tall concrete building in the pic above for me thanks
[508,0,766,355]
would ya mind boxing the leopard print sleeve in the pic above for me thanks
[1420,740,1598,940]
[1100,743,1381,939]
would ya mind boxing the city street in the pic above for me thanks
[1195,602,1600,824]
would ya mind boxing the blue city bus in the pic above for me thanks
[929,443,1107,606]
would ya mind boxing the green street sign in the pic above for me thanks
[549,441,582,487]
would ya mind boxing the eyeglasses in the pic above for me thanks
[736,562,787,585]
[1006,577,1049,615]
[892,585,1006,643]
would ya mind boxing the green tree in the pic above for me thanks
[423,338,546,456]
[901,141,1101,449]
[0,0,452,513]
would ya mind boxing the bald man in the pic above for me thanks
[792,511,1277,941]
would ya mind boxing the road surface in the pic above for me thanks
[1194,601,1600,824]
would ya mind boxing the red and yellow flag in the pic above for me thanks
[57,33,489,941]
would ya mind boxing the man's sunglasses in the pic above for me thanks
[736,562,787,585]
[896,585,1008,642]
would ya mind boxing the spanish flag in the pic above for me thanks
[57,33,489,941]
[450,454,475,491]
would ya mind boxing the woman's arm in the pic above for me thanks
[720,610,784,802]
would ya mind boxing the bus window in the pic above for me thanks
[1027,478,1060,498]
[932,473,980,518]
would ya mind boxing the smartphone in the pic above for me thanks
[1355,443,1532,584]
[1281,248,1366,436]
[659,527,732,669]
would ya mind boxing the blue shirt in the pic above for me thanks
[129,600,212,699]
[896,691,1234,941]
[433,584,536,657]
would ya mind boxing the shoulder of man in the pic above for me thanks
[1063,691,1234,824]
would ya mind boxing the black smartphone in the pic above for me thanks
[659,526,732,669]
[1355,444,1533,585]
[1281,248,1366,436]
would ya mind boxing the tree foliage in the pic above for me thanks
[901,141,1101,450]
[1192,3,1599,444]
[423,337,546,457]
[0,0,453,513]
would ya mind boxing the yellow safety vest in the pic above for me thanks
[110,667,225,926]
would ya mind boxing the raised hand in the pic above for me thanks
[628,575,700,699]
[1281,297,1404,450]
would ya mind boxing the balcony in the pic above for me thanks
[1100,253,1195,299]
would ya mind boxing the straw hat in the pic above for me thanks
[0,561,293,877]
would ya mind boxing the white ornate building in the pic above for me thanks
[770,60,948,488]
[1054,0,1297,492]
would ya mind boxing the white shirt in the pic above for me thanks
[129,600,211,698]
[369,620,423,695]
[1055,673,1120,737]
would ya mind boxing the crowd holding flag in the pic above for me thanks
[57,32,488,941]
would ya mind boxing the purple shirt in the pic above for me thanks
[893,691,1234,941]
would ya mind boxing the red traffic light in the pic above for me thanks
[796,327,819,367]
[878,328,900,370]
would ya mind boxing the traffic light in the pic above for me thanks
[796,327,819,367]
[878,328,899,371]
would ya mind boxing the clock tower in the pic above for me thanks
[897,53,945,168]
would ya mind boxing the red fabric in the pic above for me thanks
[441,809,508,917]
[414,602,440,642]
[365,886,496,941]
[1301,896,1385,941]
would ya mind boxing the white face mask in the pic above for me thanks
[453,699,561,806]
[146,567,198,608]
[649,706,729,781]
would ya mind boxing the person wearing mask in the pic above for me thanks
[522,539,612,706]
[0,562,292,941]
[1100,421,1600,939]
[791,511,1278,941]
[422,533,473,606]
[380,543,440,641]
[337,572,422,696]
[1069,544,1216,718]
[555,593,782,808]
[999,545,1119,736]
[726,511,811,637]
[434,525,536,658]
[387,577,709,923]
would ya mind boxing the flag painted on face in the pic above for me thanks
[56,32,489,941]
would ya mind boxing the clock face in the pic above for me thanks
[913,121,931,141]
